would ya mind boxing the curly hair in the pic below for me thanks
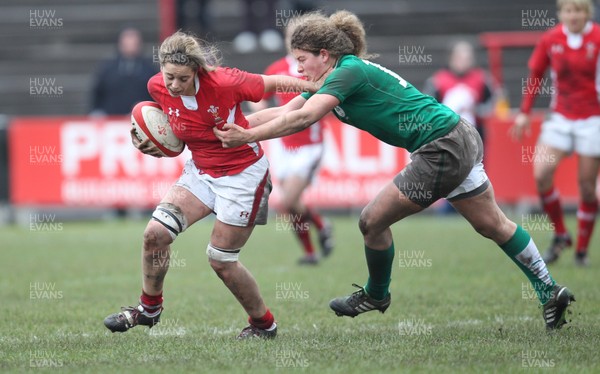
[290,10,376,59]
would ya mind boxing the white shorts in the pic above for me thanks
[539,113,600,156]
[175,156,272,227]
[273,143,324,181]
[446,161,490,200]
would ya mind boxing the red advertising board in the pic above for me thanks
[8,114,582,208]
[10,117,189,207]
[9,116,409,208]
[484,114,579,204]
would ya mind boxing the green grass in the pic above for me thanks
[1,214,598,373]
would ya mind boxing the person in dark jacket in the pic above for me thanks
[90,27,157,116]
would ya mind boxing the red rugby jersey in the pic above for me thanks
[521,22,600,119]
[262,55,323,149]
[148,67,265,177]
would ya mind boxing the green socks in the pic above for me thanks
[500,225,555,304]
[362,227,554,305]
[364,242,395,301]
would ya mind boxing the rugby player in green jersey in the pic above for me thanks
[214,10,575,330]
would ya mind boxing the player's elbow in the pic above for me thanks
[296,110,318,130]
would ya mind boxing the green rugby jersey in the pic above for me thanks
[302,55,460,152]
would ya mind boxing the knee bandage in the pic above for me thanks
[206,243,240,263]
[152,203,188,240]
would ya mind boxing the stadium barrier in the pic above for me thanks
[9,115,407,209]
[8,114,579,210]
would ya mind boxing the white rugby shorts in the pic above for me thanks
[538,113,600,156]
[273,143,324,181]
[175,156,272,227]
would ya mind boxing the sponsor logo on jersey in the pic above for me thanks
[334,106,346,118]
[168,107,180,117]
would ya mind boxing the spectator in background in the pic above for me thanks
[423,40,496,148]
[423,40,497,214]
[248,19,334,265]
[90,27,157,116]
[510,0,600,267]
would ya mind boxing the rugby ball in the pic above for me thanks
[131,101,184,157]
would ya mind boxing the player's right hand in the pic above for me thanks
[213,123,250,148]
[130,128,164,158]
[509,112,531,141]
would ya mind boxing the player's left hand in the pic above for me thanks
[213,123,250,148]
[130,127,164,157]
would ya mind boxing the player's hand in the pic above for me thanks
[130,128,164,158]
[213,123,250,148]
[509,112,531,141]
[310,80,322,92]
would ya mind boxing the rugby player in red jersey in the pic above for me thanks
[511,0,600,267]
[250,20,333,265]
[103,31,316,339]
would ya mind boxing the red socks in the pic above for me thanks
[540,187,568,236]
[291,208,326,255]
[295,227,315,255]
[288,211,315,255]
[248,309,275,330]
[305,207,324,231]
[140,290,163,314]
[577,200,598,254]
[541,187,598,254]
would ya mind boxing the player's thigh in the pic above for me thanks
[578,155,600,183]
[450,184,515,243]
[577,155,600,200]
[532,143,568,180]
[210,220,255,249]
[361,182,424,233]
[155,159,218,228]
[160,185,213,226]
[144,185,212,247]
[279,175,311,209]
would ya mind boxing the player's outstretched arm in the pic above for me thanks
[214,93,339,148]
[247,95,306,128]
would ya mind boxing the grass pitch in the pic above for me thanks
[1,214,598,373]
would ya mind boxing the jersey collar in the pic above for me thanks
[179,73,200,110]
[562,21,593,49]
[562,21,593,36]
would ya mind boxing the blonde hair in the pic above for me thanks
[158,31,221,72]
[557,0,594,19]
[290,10,376,59]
